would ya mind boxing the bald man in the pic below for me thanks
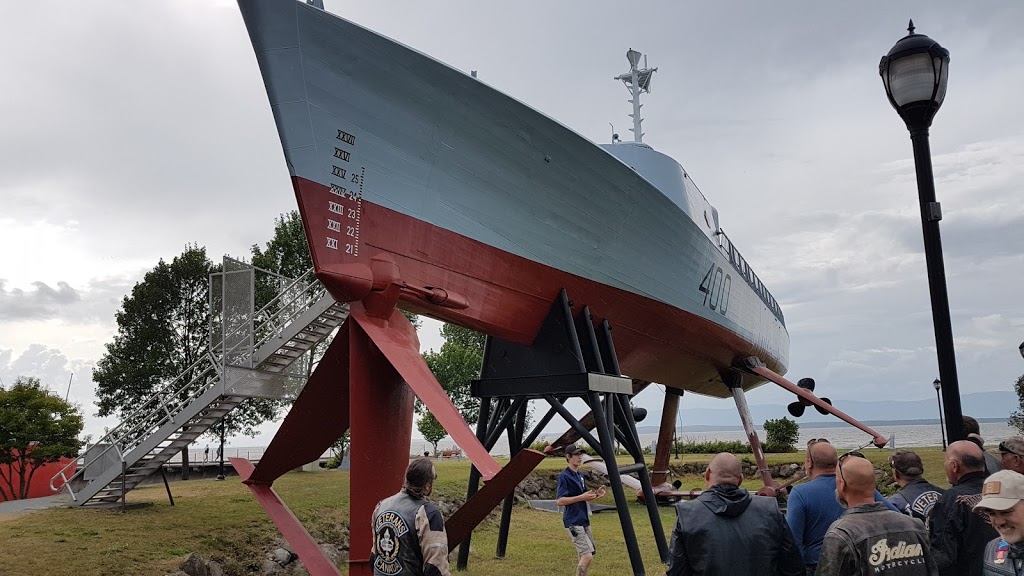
[929,440,999,576]
[816,454,936,576]
[787,439,898,574]
[666,453,803,576]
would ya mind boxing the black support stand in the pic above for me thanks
[455,290,667,575]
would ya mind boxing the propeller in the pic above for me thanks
[787,378,833,417]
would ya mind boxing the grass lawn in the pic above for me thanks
[0,447,959,575]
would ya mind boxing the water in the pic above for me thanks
[166,421,1016,462]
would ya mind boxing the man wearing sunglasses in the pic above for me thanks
[816,453,936,576]
[787,439,898,575]
[930,440,998,576]
[999,438,1024,475]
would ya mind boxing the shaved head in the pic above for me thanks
[946,440,986,483]
[706,453,744,487]
[809,441,838,470]
[837,457,876,498]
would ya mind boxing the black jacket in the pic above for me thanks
[816,502,937,576]
[891,479,945,522]
[666,483,804,576]
[929,471,998,576]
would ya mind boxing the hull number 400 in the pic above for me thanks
[699,264,731,315]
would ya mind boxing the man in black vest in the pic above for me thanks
[889,451,944,523]
[371,458,451,576]
[930,440,998,576]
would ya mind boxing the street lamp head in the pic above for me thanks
[1019,341,1024,360]
[879,20,950,130]
[933,378,941,391]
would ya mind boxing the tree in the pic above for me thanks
[763,417,800,453]
[420,323,486,426]
[1008,374,1024,435]
[0,377,84,500]
[417,412,448,456]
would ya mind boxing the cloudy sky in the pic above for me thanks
[2,1,1022,448]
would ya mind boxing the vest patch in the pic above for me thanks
[910,490,941,518]
[374,509,410,574]
[868,538,926,571]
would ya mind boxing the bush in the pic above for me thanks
[529,440,551,453]
[763,418,799,452]
[671,438,750,454]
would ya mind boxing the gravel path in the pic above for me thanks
[0,494,70,521]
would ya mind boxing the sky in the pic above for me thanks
[1,1,1022,448]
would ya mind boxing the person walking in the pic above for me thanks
[666,452,803,576]
[972,469,1024,576]
[370,457,451,576]
[787,439,899,574]
[816,453,936,576]
[889,451,944,523]
[929,440,998,576]
[204,444,210,463]
[555,446,605,576]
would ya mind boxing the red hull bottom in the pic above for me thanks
[294,177,781,397]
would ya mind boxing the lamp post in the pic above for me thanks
[933,378,947,450]
[880,21,964,444]
[216,419,226,481]
[1019,341,1023,360]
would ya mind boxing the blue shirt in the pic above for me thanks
[786,473,899,566]
[556,466,589,528]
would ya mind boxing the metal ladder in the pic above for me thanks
[50,269,348,507]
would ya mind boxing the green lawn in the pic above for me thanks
[0,448,958,575]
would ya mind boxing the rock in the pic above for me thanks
[207,561,224,576]
[180,553,209,576]
[271,548,294,566]
[320,544,340,564]
[261,559,284,574]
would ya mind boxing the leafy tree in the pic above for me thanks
[0,377,84,500]
[417,412,448,456]
[420,323,485,425]
[763,417,799,453]
[1008,374,1024,435]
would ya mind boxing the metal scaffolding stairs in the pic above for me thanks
[50,269,348,507]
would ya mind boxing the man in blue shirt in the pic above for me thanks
[787,439,898,575]
[556,446,605,576]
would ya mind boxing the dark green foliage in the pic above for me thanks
[0,377,84,500]
[672,439,750,454]
[420,323,484,425]
[763,417,799,453]
[1008,374,1024,435]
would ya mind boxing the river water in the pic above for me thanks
[173,421,1016,462]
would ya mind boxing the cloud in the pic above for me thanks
[0,280,80,320]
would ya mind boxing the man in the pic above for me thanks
[667,452,803,575]
[972,470,1024,576]
[817,454,936,576]
[999,437,1024,475]
[889,450,945,522]
[929,440,998,576]
[555,446,606,576]
[787,439,899,574]
[370,458,451,576]
[965,416,1003,473]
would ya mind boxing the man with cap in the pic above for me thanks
[999,437,1024,475]
[816,453,936,576]
[555,446,606,576]
[972,470,1024,576]
[929,440,999,576]
[370,457,451,576]
[889,450,945,523]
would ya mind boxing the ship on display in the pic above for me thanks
[234,2,889,575]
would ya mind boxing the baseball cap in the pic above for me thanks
[999,437,1024,457]
[565,446,586,457]
[889,451,924,477]
[974,470,1024,512]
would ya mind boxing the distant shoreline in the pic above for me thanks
[636,417,1009,434]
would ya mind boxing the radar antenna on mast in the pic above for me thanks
[614,49,657,143]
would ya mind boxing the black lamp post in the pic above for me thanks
[933,378,947,450]
[216,419,226,481]
[1019,341,1023,360]
[880,21,964,444]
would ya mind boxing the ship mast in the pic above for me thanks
[614,49,657,143]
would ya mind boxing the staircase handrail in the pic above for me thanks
[50,268,326,496]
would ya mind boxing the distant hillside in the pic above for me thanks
[638,391,1016,432]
